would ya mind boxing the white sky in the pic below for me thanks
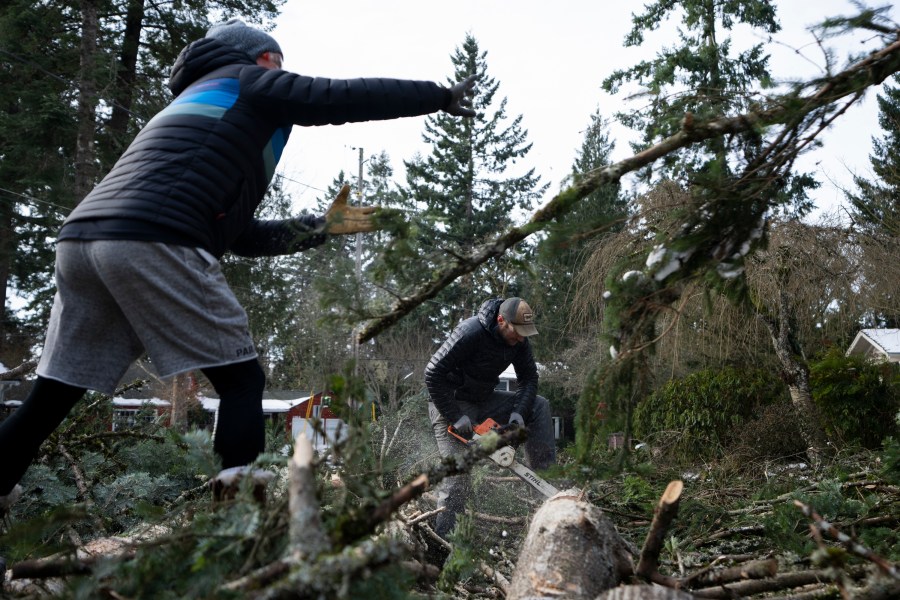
[271,1,897,216]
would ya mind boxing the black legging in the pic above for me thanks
[0,377,85,495]
[202,359,266,469]
[0,359,266,495]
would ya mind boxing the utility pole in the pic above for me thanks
[355,147,364,282]
[352,147,364,372]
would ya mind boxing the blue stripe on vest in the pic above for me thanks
[263,126,290,182]
[141,77,289,183]
[145,78,239,127]
[172,78,240,109]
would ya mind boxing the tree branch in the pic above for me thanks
[635,480,683,586]
[0,359,37,381]
[357,36,900,343]
[794,499,900,580]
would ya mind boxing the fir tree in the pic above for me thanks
[576,1,835,462]
[849,79,900,238]
[528,108,626,358]
[847,78,900,327]
[0,1,79,343]
[403,34,546,329]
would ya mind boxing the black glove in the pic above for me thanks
[452,415,473,437]
[508,412,524,428]
[445,74,477,117]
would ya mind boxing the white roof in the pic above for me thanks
[847,329,900,361]
[499,362,546,380]
[112,398,171,408]
[115,395,314,413]
[198,396,308,413]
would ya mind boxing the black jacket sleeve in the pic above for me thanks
[229,215,327,257]
[240,68,452,127]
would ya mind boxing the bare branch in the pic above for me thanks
[0,359,37,381]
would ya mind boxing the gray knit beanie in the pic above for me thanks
[206,18,282,60]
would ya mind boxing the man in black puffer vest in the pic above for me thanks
[425,297,556,538]
[0,19,476,506]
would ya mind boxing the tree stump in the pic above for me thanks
[508,489,633,600]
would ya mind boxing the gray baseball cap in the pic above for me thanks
[499,297,538,337]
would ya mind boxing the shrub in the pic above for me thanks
[810,348,900,449]
[634,367,786,462]
[730,398,807,462]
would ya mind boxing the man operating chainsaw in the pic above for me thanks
[425,297,556,538]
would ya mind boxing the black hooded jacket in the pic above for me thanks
[424,298,539,424]
[59,38,453,258]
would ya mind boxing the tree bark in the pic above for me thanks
[508,490,633,600]
[106,0,145,148]
[289,434,330,560]
[74,0,99,203]
[758,283,831,463]
[595,587,697,600]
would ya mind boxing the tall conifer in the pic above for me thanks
[403,34,546,329]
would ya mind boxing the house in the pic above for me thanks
[111,398,172,431]
[284,392,347,450]
[846,329,900,363]
[0,361,22,401]
[496,363,563,440]
[495,364,519,392]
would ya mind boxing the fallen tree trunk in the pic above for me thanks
[595,586,697,600]
[507,490,633,600]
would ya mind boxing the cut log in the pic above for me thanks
[508,489,633,600]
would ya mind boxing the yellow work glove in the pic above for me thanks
[324,184,380,235]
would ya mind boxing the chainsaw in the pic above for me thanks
[448,417,559,498]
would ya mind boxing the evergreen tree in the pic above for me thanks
[847,79,900,327]
[576,1,837,462]
[266,156,404,389]
[1,0,283,353]
[603,0,781,183]
[0,1,80,345]
[403,34,546,330]
[530,109,627,351]
[849,79,900,238]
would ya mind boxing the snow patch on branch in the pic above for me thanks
[646,245,695,281]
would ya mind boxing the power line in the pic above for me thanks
[277,174,328,194]
[0,187,72,214]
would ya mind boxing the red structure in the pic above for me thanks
[284,392,340,438]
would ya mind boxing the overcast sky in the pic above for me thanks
[269,1,899,217]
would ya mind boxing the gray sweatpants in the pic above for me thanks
[428,392,556,537]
